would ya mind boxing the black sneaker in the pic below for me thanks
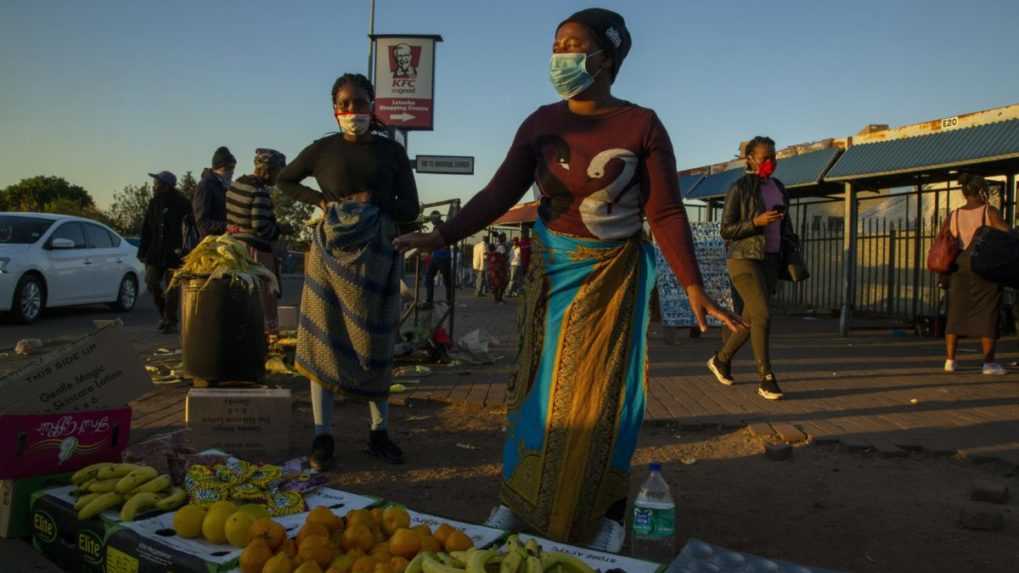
[757,374,784,401]
[310,434,336,472]
[369,430,405,465]
[156,319,169,332]
[707,354,734,386]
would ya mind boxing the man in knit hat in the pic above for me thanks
[193,146,237,238]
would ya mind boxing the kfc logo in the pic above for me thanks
[389,43,420,78]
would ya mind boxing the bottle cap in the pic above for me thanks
[650,462,662,472]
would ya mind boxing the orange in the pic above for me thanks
[328,554,356,573]
[370,508,385,526]
[371,542,391,560]
[432,524,454,545]
[346,548,367,561]
[346,510,375,530]
[264,553,294,573]
[387,529,421,559]
[281,538,299,559]
[371,525,386,545]
[298,536,337,569]
[418,536,441,553]
[411,525,432,539]
[238,538,273,573]
[294,561,324,573]
[381,506,411,536]
[351,556,380,573]
[250,518,287,551]
[389,557,409,573]
[298,523,331,547]
[373,564,394,573]
[341,524,375,553]
[308,507,344,532]
[443,531,473,552]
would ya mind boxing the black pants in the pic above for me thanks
[717,255,780,375]
[425,258,452,304]
[145,265,179,324]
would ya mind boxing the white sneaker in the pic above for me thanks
[484,505,524,530]
[982,363,1007,376]
[944,360,957,373]
[585,518,625,554]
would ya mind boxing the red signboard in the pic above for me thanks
[372,35,442,131]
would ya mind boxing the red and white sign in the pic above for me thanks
[372,35,441,131]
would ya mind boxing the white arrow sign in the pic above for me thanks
[391,113,416,122]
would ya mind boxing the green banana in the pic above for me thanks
[422,553,466,573]
[120,492,160,521]
[525,539,541,557]
[505,536,524,556]
[97,463,142,480]
[72,462,116,485]
[74,493,101,511]
[154,487,187,511]
[132,474,172,494]
[88,478,122,493]
[78,493,122,520]
[500,547,523,573]
[466,550,498,573]
[524,556,542,573]
[115,466,158,494]
[406,553,427,573]
[540,553,594,573]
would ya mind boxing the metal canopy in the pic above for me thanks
[775,147,843,189]
[685,167,745,200]
[679,173,704,199]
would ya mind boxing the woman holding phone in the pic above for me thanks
[708,136,798,401]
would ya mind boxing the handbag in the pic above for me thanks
[779,235,810,283]
[926,210,961,274]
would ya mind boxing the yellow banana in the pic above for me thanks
[154,487,187,511]
[500,548,523,573]
[422,553,466,573]
[88,478,122,493]
[467,550,498,573]
[406,553,427,573]
[115,466,159,494]
[72,462,116,485]
[525,556,542,573]
[97,463,143,480]
[132,474,172,494]
[438,553,464,569]
[78,493,122,520]
[74,493,101,511]
[120,492,160,521]
[76,479,96,494]
[525,539,541,557]
[540,553,594,573]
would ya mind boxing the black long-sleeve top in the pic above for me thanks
[193,168,229,238]
[277,133,421,223]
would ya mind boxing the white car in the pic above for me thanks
[0,212,147,323]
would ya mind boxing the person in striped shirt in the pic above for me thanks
[226,148,286,338]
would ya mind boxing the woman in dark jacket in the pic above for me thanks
[707,136,798,401]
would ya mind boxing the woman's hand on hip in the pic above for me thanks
[685,284,748,333]
[393,230,445,253]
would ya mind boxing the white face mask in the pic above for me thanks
[336,113,371,136]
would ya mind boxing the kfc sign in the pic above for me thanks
[372,34,442,131]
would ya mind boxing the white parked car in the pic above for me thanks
[0,212,147,323]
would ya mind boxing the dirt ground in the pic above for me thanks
[298,397,1018,573]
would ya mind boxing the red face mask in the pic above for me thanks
[756,158,776,179]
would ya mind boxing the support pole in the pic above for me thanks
[910,183,923,321]
[1006,173,1016,225]
[839,182,858,336]
[368,0,376,80]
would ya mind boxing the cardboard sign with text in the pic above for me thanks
[185,389,292,461]
[0,324,152,415]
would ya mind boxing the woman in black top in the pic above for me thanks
[278,73,421,470]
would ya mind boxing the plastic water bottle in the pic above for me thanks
[631,462,676,562]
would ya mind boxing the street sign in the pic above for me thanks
[414,155,475,175]
[372,34,442,131]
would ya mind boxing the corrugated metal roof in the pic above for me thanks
[774,147,842,189]
[826,118,1019,182]
[685,167,745,200]
[679,174,704,199]
[493,201,538,225]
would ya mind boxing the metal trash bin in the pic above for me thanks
[180,275,266,382]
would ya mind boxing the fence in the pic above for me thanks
[774,216,944,321]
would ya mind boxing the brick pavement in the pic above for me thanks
[127,289,1019,469]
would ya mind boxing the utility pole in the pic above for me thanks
[368,0,376,81]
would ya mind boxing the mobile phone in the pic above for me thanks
[773,205,786,214]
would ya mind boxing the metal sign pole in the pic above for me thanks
[368,0,376,80]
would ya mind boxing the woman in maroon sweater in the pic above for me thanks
[395,8,741,550]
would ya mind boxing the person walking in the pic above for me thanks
[944,173,1010,374]
[394,8,741,551]
[423,211,453,308]
[488,233,510,303]
[138,171,192,334]
[193,146,237,239]
[277,73,420,470]
[472,238,489,296]
[226,148,287,339]
[506,238,523,296]
[707,136,797,401]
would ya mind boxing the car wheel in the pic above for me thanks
[110,274,138,312]
[12,274,45,324]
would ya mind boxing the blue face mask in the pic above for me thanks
[549,50,603,100]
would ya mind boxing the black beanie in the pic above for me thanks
[558,8,632,80]
[211,146,237,169]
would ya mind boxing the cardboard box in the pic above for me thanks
[507,534,663,573]
[0,408,131,479]
[0,473,71,538]
[278,306,299,330]
[31,485,116,572]
[105,487,376,573]
[0,323,152,415]
[185,389,292,461]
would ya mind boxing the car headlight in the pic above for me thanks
[0,258,9,273]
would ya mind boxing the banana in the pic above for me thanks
[406,553,427,573]
[540,553,594,573]
[422,553,466,573]
[500,548,523,573]
[438,553,464,569]
[467,550,498,573]
[72,462,116,485]
[76,479,96,494]
[154,487,187,511]
[97,463,143,480]
[88,478,122,493]
[78,493,122,520]
[115,466,159,494]
[132,474,172,494]
[506,536,524,556]
[524,556,542,573]
[525,540,541,557]
[74,493,101,511]
[120,492,160,521]
[449,552,472,568]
